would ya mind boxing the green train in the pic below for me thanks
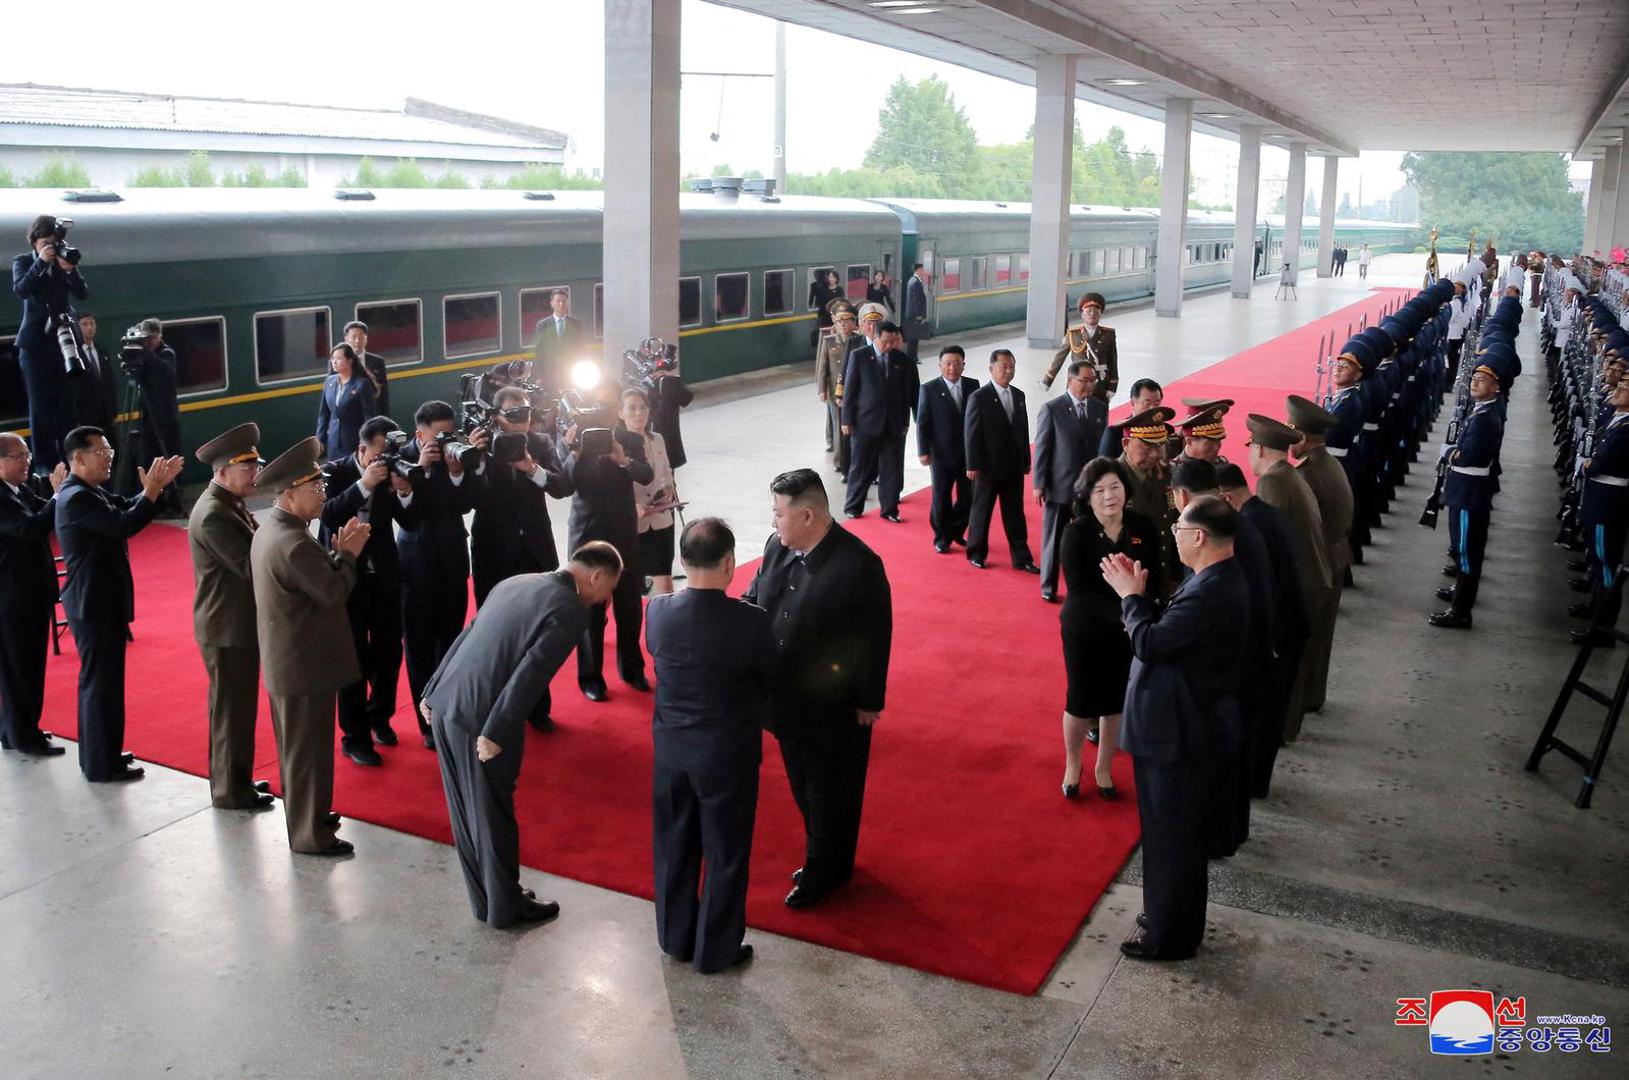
[0,186,1419,480]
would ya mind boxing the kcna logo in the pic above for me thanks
[1395,991,1611,1056]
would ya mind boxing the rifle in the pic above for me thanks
[1421,303,1481,529]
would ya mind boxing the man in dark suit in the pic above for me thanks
[1099,379,1164,459]
[744,470,892,908]
[422,543,621,928]
[71,314,119,439]
[915,345,978,553]
[1034,359,1109,601]
[963,349,1039,573]
[645,519,773,972]
[322,416,419,764]
[841,314,919,521]
[55,426,183,781]
[532,289,588,391]
[0,434,65,756]
[125,319,185,515]
[1102,494,1250,961]
[902,263,931,363]
[12,215,88,473]
[343,321,391,421]
[398,401,487,749]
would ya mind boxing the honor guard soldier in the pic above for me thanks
[1285,395,1354,711]
[1429,352,1512,630]
[1173,399,1233,466]
[818,300,862,478]
[1573,371,1629,647]
[1325,337,1377,559]
[188,423,274,810]
[251,438,370,854]
[1042,292,1118,402]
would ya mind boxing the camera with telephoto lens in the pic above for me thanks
[45,218,82,267]
[50,314,91,377]
[434,429,482,472]
[378,429,425,486]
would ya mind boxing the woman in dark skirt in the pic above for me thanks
[1058,456,1164,800]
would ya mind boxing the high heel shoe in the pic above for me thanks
[1097,784,1120,801]
[1061,782,1080,799]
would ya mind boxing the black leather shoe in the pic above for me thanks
[1569,577,1592,593]
[951,535,967,547]
[1569,627,1616,648]
[16,740,65,757]
[790,867,803,884]
[372,725,399,747]
[120,751,135,766]
[515,896,561,923]
[844,510,864,520]
[527,713,557,733]
[1118,935,1168,960]
[784,882,828,908]
[1434,586,1456,603]
[422,731,437,751]
[1136,913,1149,929]
[624,674,653,693]
[1017,562,1041,574]
[1428,610,1472,629]
[1040,589,1057,603]
[309,839,354,857]
[1097,785,1121,801]
[93,765,145,783]
[968,558,986,569]
[1568,601,1594,620]
[702,944,753,973]
[345,746,383,767]
[249,792,275,810]
[327,812,342,827]
[881,512,902,523]
[253,780,272,794]
[1568,558,1588,572]
[1442,564,1459,578]
[934,541,950,554]
[1085,728,1099,745]
[582,682,609,703]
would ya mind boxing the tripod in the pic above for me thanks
[111,372,146,496]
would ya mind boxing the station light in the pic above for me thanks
[1100,78,1147,87]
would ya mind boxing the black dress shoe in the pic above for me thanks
[968,558,986,569]
[881,512,902,523]
[582,682,609,703]
[1120,932,1191,961]
[422,731,437,751]
[1568,558,1588,573]
[327,812,342,827]
[1569,627,1616,648]
[15,740,65,757]
[1097,785,1121,801]
[784,882,828,908]
[1569,577,1592,593]
[1061,782,1079,799]
[1136,913,1149,929]
[92,765,145,783]
[951,535,967,547]
[345,746,383,767]
[254,780,272,794]
[309,839,354,857]
[372,725,399,747]
[527,714,558,733]
[120,751,135,766]
[1434,585,1456,603]
[701,944,753,973]
[1040,589,1057,603]
[934,541,950,554]
[516,896,561,923]
[1017,562,1041,574]
[1428,609,1472,629]
[1442,564,1459,578]
[249,792,276,810]
[844,510,864,520]
[1568,601,1594,620]
[790,867,803,884]
[624,673,653,693]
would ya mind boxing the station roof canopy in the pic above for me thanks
[716,0,1629,160]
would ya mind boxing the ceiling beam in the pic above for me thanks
[1575,56,1629,158]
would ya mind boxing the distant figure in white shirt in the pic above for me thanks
[1356,243,1372,280]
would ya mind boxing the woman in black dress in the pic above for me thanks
[865,270,895,315]
[1058,457,1164,799]
[808,270,843,345]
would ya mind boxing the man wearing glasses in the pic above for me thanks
[0,434,66,756]
[55,426,184,782]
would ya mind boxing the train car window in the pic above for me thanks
[255,306,332,383]
[444,293,501,359]
[1106,249,1121,275]
[0,336,25,426]
[1091,250,1106,277]
[164,316,228,396]
[763,269,794,316]
[965,257,986,292]
[519,287,570,348]
[679,277,702,328]
[1121,247,1134,271]
[1018,254,1031,284]
[593,283,605,340]
[992,255,1011,287]
[715,272,750,323]
[1134,247,1148,270]
[1066,251,1083,278]
[846,265,871,303]
[355,300,422,367]
[807,267,836,310]
[919,249,934,275]
[940,258,961,293]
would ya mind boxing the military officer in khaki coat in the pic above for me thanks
[1042,292,1118,402]
[1286,395,1354,714]
[1246,415,1333,743]
[187,423,273,811]
[817,300,862,477]
[250,438,370,855]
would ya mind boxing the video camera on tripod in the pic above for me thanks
[621,337,679,395]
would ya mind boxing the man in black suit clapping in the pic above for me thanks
[963,349,1038,573]
[841,312,919,522]
[1034,359,1108,600]
[915,345,978,553]
[0,433,66,756]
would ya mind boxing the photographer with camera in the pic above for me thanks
[398,400,487,749]
[619,387,679,595]
[122,318,184,515]
[320,416,419,764]
[11,215,89,472]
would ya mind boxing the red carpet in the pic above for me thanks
[37,289,1406,995]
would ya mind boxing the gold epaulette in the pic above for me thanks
[1065,327,1088,353]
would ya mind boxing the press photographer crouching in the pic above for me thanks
[119,318,184,516]
[321,417,419,765]
[12,215,89,473]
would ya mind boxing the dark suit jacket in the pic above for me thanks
[361,351,390,420]
[533,315,588,388]
[0,480,59,613]
[841,344,918,437]
[319,453,419,579]
[742,523,891,728]
[55,475,156,623]
[915,375,979,469]
[645,588,774,772]
[396,442,478,589]
[1239,496,1308,652]
[648,375,694,469]
[565,428,653,559]
[470,432,572,584]
[132,344,182,458]
[1098,421,1126,459]
[11,252,88,354]
[423,570,589,746]
[76,341,120,433]
[964,382,1030,481]
[315,375,377,462]
[1119,557,1250,763]
[905,276,929,326]
[1033,393,1108,504]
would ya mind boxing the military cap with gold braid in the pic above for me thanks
[1123,405,1176,443]
[1079,291,1107,311]
[195,422,263,470]
[1179,397,1234,414]
[1176,406,1228,440]
[1284,394,1338,435]
[255,436,326,494]
[826,297,857,321]
[1244,413,1302,452]
[856,302,888,323]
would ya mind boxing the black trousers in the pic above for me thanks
[1447,503,1491,617]
[579,569,645,688]
[433,711,527,928]
[403,572,468,737]
[776,714,873,891]
[845,432,905,517]
[1587,516,1628,628]
[1133,753,1214,958]
[67,616,129,781]
[0,600,51,749]
[1252,647,1298,795]
[966,474,1033,567]
[927,461,971,546]
[1203,724,1248,859]
[339,569,404,751]
[653,761,759,972]
[1038,500,1073,592]
[18,348,71,473]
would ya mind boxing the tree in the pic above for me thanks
[27,153,92,187]
[864,76,978,192]
[479,164,603,191]
[1401,151,1583,253]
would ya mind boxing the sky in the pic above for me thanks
[10,0,1572,212]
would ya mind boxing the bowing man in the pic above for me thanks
[915,345,978,553]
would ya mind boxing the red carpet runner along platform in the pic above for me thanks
[38,289,1407,994]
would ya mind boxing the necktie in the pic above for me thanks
[1075,400,1086,424]
[1000,387,1012,420]
[948,380,961,409]
[556,318,564,338]
[87,347,101,378]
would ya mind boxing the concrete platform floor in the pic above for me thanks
[2,255,1625,1078]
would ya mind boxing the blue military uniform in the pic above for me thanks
[1580,407,1629,636]
[1431,350,1514,628]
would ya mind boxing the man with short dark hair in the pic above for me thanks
[646,518,773,971]
[423,542,622,928]
[1100,379,1163,459]
[963,349,1038,573]
[0,433,65,756]
[13,215,88,472]
[56,426,184,781]
[342,321,390,420]
[841,316,919,521]
[1034,359,1108,601]
[72,313,118,437]
[533,289,586,390]
[915,344,978,553]
[903,263,931,363]
[745,470,892,908]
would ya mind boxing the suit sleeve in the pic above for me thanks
[964,394,985,472]
[320,473,368,533]
[1122,587,1214,663]
[856,553,892,713]
[1032,402,1056,496]
[915,385,933,457]
[742,536,775,606]
[315,380,333,441]
[0,494,56,544]
[534,434,574,498]
[906,357,920,423]
[623,431,654,486]
[481,607,589,743]
[1016,391,1033,473]
[63,486,157,540]
[841,351,863,428]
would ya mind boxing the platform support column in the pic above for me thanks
[1316,155,1339,278]
[1155,98,1192,318]
[1026,54,1076,349]
[1281,142,1307,285]
[1583,157,1604,253]
[1232,124,1261,299]
[1599,138,1626,255]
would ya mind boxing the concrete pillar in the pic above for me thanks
[1281,142,1307,284]
[1155,98,1192,318]
[1231,124,1260,299]
[1025,54,1077,348]
[1316,155,1339,278]
[772,22,787,191]
[1594,140,1622,256]
[1607,138,1629,255]
[604,0,681,366]
[1584,157,1604,253]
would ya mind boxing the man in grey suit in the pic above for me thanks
[1034,360,1108,601]
[421,542,622,928]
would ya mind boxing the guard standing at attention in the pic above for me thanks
[1573,371,1629,647]
[1324,338,1375,561]
[1042,292,1118,402]
[1285,395,1354,712]
[187,423,274,810]
[1429,354,1511,630]
[251,438,369,854]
